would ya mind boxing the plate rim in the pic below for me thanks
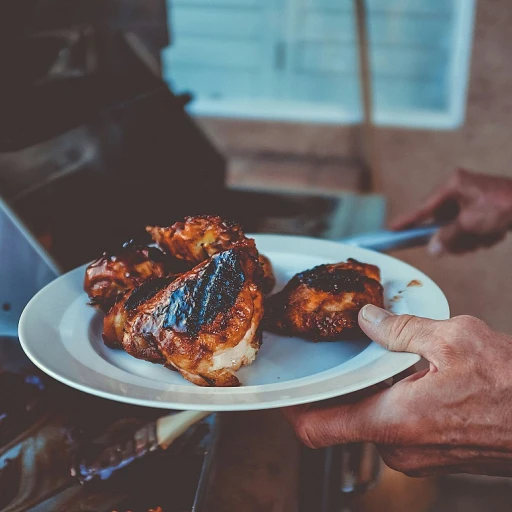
[18,234,448,411]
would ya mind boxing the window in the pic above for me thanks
[162,0,476,129]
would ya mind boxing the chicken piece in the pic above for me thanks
[266,258,384,341]
[120,246,264,387]
[84,241,169,313]
[258,253,276,295]
[102,293,129,349]
[147,215,276,294]
[146,215,246,264]
[102,277,175,353]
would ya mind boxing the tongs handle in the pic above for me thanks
[340,224,441,252]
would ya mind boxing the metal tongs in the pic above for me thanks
[340,224,440,252]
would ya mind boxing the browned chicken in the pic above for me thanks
[115,245,264,386]
[266,259,384,341]
[84,241,169,313]
[257,253,276,296]
[147,215,276,294]
[146,215,246,264]
[102,293,129,349]
[102,277,174,353]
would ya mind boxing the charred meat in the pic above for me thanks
[147,215,276,294]
[117,246,264,387]
[258,253,276,295]
[84,241,169,313]
[266,258,384,341]
[102,277,175,354]
[146,215,246,265]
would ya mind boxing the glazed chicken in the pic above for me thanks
[102,277,175,351]
[257,253,276,296]
[109,245,264,386]
[266,259,384,341]
[147,215,276,294]
[147,215,246,265]
[84,241,169,313]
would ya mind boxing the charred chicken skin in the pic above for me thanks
[115,246,264,387]
[266,259,384,341]
[84,241,169,313]
[102,277,175,353]
[147,215,276,294]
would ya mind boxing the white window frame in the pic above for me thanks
[165,0,476,130]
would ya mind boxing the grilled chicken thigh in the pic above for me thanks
[266,259,384,341]
[113,246,264,386]
[147,215,276,294]
[146,215,246,265]
[84,241,169,313]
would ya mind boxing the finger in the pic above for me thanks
[390,186,457,230]
[379,447,470,477]
[378,445,448,476]
[379,444,512,477]
[430,224,506,255]
[481,231,506,247]
[358,305,440,363]
[427,225,470,256]
[283,386,409,448]
[281,381,389,429]
[438,221,474,254]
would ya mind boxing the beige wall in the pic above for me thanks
[198,0,512,332]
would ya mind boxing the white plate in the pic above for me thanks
[18,234,449,411]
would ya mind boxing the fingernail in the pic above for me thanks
[360,304,393,324]
[427,237,445,257]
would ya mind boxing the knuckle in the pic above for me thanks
[448,315,485,334]
[442,315,490,360]
[430,321,461,361]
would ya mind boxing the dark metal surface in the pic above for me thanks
[0,337,220,512]
[0,38,226,270]
[0,199,59,337]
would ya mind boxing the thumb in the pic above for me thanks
[358,305,439,362]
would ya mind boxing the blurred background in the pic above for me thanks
[164,0,512,334]
[1,0,512,511]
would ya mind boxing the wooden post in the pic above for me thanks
[355,0,381,194]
